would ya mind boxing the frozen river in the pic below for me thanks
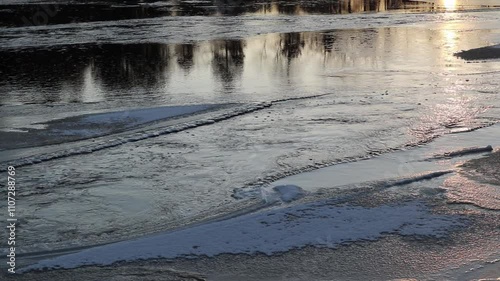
[0,1,499,280]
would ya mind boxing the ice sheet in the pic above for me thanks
[22,200,464,271]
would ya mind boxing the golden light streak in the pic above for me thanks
[443,0,457,10]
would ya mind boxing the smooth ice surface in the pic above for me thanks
[23,200,464,271]
[0,104,220,150]
[271,125,500,193]
[76,104,215,128]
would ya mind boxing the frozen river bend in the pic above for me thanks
[0,1,499,280]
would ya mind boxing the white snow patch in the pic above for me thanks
[273,185,305,202]
[234,184,306,203]
[22,200,465,271]
[264,185,306,203]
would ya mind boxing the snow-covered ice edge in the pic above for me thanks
[20,198,465,272]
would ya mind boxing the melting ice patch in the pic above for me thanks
[253,184,307,203]
[23,200,465,271]
[271,185,306,202]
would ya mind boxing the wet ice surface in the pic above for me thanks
[2,92,497,254]
[0,2,499,279]
[2,69,500,257]
[270,125,500,192]
[22,200,465,271]
[444,174,500,210]
[0,104,221,149]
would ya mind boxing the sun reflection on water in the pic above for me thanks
[443,0,457,10]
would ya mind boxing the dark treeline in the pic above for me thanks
[0,0,429,27]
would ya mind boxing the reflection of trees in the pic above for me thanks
[91,44,170,94]
[1,26,440,105]
[279,33,305,59]
[213,0,248,15]
[253,0,423,15]
[339,0,411,12]
[0,44,172,103]
[175,44,196,71]
[0,31,373,104]
[322,33,337,53]
[0,3,173,27]
[211,40,245,90]
[0,47,86,103]
[274,33,304,76]
[1,0,432,28]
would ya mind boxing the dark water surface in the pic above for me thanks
[1,22,498,107]
[1,0,499,111]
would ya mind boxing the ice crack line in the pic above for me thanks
[0,93,333,171]
[0,102,272,171]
